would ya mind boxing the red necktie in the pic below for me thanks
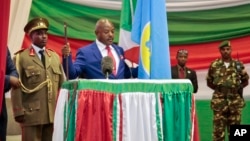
[179,68,185,78]
[106,46,116,75]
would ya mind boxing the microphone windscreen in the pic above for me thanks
[101,56,113,75]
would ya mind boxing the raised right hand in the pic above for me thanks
[62,42,71,57]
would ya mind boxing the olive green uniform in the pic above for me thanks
[207,58,249,141]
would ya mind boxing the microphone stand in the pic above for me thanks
[106,72,109,79]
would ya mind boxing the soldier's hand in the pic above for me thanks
[15,115,25,123]
[62,42,71,57]
[10,76,20,88]
[241,69,247,75]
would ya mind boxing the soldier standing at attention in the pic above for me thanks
[206,40,249,141]
[11,17,65,141]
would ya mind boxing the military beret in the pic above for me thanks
[219,40,231,49]
[24,17,49,34]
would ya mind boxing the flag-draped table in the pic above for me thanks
[53,79,193,141]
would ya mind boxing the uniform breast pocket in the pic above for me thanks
[24,66,42,84]
[52,67,62,82]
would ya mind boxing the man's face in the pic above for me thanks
[30,29,48,48]
[177,52,188,67]
[219,46,232,60]
[96,22,114,46]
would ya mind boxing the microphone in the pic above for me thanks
[101,56,113,79]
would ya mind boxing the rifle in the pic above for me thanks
[236,52,243,98]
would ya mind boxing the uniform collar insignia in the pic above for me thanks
[29,48,35,56]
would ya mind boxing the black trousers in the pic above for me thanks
[0,97,7,141]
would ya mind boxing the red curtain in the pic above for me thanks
[0,0,10,112]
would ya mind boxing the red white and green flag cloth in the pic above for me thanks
[53,79,193,141]
[18,0,250,70]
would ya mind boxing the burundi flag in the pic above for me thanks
[118,0,139,64]
[131,0,171,79]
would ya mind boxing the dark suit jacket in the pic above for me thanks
[63,42,135,79]
[4,48,18,93]
[171,65,198,93]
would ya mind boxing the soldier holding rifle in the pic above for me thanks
[206,40,249,141]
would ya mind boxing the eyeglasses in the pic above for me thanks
[177,49,188,54]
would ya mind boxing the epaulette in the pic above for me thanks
[45,48,54,57]
[14,48,25,55]
[47,48,55,52]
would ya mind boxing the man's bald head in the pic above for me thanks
[95,18,115,46]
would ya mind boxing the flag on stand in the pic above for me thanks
[131,0,171,79]
[118,0,139,64]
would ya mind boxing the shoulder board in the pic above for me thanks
[14,48,25,55]
[47,48,55,52]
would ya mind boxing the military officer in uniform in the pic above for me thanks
[206,40,249,141]
[11,17,65,141]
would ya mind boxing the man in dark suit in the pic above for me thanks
[62,18,136,79]
[171,49,200,141]
[0,48,19,141]
[171,49,198,93]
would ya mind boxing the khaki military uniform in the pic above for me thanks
[11,47,64,125]
[11,17,65,141]
[11,47,65,141]
[207,58,249,141]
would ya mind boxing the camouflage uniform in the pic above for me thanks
[207,58,249,141]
